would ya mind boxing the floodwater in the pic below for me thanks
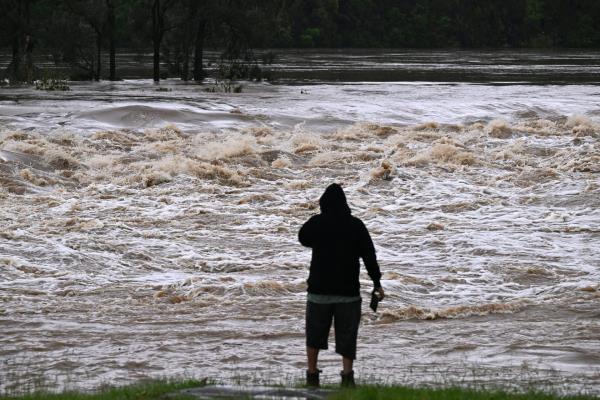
[0,50,599,394]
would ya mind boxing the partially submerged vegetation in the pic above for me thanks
[204,79,243,93]
[35,76,70,91]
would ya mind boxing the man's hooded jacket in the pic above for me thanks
[299,183,382,296]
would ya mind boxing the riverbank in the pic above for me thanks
[1,379,598,400]
[0,379,206,400]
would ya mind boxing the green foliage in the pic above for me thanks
[300,27,321,47]
[276,0,600,48]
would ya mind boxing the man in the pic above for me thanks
[299,183,384,388]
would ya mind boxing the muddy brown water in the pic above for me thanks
[0,50,599,395]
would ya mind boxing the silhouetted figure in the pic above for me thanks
[299,183,384,388]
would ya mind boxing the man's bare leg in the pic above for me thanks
[341,356,356,387]
[342,357,353,375]
[307,346,319,373]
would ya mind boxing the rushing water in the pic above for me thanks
[0,50,599,394]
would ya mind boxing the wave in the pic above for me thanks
[1,115,597,194]
[152,279,305,304]
[378,302,523,322]
[76,104,250,129]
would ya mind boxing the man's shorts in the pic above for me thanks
[305,299,362,360]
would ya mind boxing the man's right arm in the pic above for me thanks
[298,215,318,248]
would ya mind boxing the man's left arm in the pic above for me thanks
[358,220,382,293]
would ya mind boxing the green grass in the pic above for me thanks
[2,380,598,400]
[0,378,207,400]
[330,386,598,400]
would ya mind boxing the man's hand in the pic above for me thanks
[374,286,385,301]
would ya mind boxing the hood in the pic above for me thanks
[319,183,351,215]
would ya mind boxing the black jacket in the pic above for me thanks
[298,184,382,296]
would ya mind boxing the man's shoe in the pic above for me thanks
[306,369,321,388]
[340,370,355,388]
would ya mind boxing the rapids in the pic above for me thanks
[0,50,599,394]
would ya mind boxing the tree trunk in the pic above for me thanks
[180,0,198,81]
[152,0,161,82]
[90,56,95,81]
[153,34,160,82]
[11,36,20,78]
[24,0,30,28]
[107,0,116,80]
[182,46,189,80]
[8,0,23,81]
[181,20,191,80]
[96,33,102,81]
[193,19,206,82]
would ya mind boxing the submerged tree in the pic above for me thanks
[150,0,177,81]
[1,0,34,82]
[178,0,210,81]
[64,0,110,80]
[106,0,117,80]
[159,0,207,81]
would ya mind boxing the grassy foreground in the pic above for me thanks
[1,380,598,400]
[331,386,598,400]
[0,379,206,400]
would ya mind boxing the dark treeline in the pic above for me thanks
[2,0,600,83]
